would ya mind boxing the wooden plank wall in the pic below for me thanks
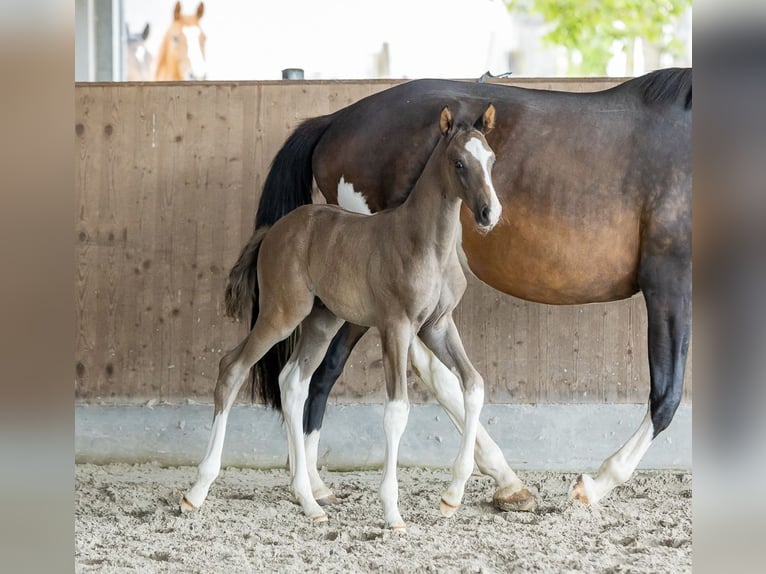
[74,78,692,404]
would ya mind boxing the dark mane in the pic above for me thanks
[637,68,692,110]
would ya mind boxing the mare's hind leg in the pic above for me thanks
[302,323,369,505]
[181,304,310,511]
[570,244,691,504]
[409,337,536,512]
[418,316,485,518]
[279,307,344,521]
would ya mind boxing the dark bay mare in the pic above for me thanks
[183,106,502,529]
[251,68,692,510]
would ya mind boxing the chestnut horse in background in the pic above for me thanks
[154,2,207,81]
[250,68,691,512]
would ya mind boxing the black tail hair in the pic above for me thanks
[239,113,335,411]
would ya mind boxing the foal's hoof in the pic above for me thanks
[179,496,197,513]
[569,474,596,505]
[388,523,407,533]
[493,486,537,512]
[315,492,338,506]
[439,498,460,518]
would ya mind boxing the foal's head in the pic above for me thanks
[439,105,501,232]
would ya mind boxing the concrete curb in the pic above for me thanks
[75,403,691,471]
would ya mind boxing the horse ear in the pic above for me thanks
[475,104,496,133]
[439,106,453,136]
[173,2,182,20]
[197,2,205,19]
[142,23,150,40]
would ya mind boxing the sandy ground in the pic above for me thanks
[75,463,691,573]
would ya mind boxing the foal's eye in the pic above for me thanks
[454,160,464,170]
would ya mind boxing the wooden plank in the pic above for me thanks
[74,79,692,405]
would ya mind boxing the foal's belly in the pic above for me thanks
[459,205,641,305]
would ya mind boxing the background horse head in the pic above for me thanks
[126,23,153,81]
[154,2,207,81]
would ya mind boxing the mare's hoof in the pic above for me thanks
[388,523,407,533]
[179,496,197,513]
[310,512,329,523]
[439,498,459,518]
[316,492,338,506]
[493,486,537,512]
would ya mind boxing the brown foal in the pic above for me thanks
[182,105,500,530]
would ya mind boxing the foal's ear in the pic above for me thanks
[475,103,496,134]
[173,1,182,20]
[439,106,453,136]
[196,2,205,19]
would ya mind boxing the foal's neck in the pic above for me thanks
[400,148,461,262]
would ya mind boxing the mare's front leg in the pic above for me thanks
[419,315,484,517]
[378,322,413,530]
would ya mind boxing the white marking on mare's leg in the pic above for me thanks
[337,176,372,215]
[464,137,501,226]
[305,430,335,503]
[570,407,655,504]
[380,399,409,529]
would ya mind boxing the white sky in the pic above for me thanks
[125,0,519,80]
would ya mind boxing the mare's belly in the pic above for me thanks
[459,206,641,305]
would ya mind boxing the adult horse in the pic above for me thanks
[126,24,152,81]
[253,68,692,510]
[154,2,206,81]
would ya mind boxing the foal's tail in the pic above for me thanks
[226,113,335,412]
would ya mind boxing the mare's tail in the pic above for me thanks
[225,114,335,411]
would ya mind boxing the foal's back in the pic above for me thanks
[257,203,444,329]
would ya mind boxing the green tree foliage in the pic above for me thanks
[506,0,691,75]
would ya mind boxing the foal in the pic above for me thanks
[182,105,501,529]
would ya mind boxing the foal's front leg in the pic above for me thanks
[419,316,484,517]
[379,323,412,530]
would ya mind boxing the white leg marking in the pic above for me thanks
[441,385,484,514]
[184,412,229,508]
[464,137,501,226]
[337,176,372,215]
[409,338,524,493]
[280,360,326,520]
[572,407,655,504]
[380,399,409,529]
[305,430,334,501]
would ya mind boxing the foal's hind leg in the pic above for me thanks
[409,337,537,512]
[418,316,485,517]
[279,307,344,521]
[181,305,311,511]
[570,243,691,504]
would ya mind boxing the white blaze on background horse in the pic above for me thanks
[154,2,207,81]
[182,105,501,530]
[126,23,153,82]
